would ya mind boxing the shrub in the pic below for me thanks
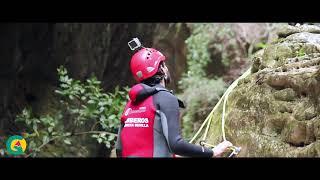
[11,66,128,157]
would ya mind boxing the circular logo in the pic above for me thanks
[6,135,27,156]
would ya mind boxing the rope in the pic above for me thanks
[189,67,252,144]
[221,87,230,141]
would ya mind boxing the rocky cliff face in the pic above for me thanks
[0,23,190,156]
[0,23,189,128]
[203,24,320,157]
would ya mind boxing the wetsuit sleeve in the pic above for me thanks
[115,123,124,157]
[157,92,214,157]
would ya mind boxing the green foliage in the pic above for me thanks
[178,77,226,139]
[179,24,228,139]
[182,23,240,82]
[13,66,128,157]
[55,66,128,132]
[255,42,268,49]
[295,48,306,57]
[16,108,65,157]
[184,24,212,78]
[206,24,236,67]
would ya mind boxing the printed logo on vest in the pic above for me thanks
[124,118,149,128]
[124,107,146,116]
[124,108,132,116]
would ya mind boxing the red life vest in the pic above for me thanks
[120,84,175,157]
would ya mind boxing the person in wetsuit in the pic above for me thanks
[115,47,233,157]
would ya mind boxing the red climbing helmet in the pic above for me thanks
[130,47,166,82]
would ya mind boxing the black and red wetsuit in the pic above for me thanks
[115,83,213,157]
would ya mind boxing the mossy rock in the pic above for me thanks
[273,88,297,101]
[281,120,306,146]
[277,24,320,38]
[195,25,320,157]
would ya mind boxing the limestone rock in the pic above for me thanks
[203,25,320,157]
[277,24,320,38]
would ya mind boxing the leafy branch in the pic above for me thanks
[14,66,128,157]
[25,130,117,157]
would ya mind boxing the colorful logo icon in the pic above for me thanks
[6,135,27,156]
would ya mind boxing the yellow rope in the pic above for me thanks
[189,67,252,144]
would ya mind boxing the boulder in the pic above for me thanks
[201,25,320,157]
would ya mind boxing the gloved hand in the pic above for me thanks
[212,140,233,157]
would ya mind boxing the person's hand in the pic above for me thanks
[212,140,233,157]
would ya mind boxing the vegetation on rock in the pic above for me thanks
[196,25,320,157]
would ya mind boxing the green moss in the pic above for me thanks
[273,88,297,101]
[271,37,285,44]
[251,56,262,73]
[191,27,320,157]
[281,120,306,146]
[296,47,306,57]
[313,120,320,140]
[261,43,294,69]
[267,113,290,134]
